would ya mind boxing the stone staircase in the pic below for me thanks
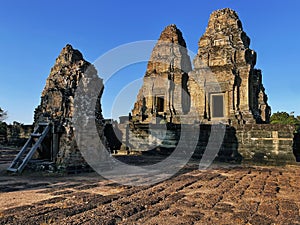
[117,122,179,154]
[0,146,20,165]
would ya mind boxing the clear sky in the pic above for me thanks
[1,0,300,124]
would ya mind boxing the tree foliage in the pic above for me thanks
[0,122,6,136]
[270,111,298,125]
[0,107,7,122]
[270,111,300,132]
[0,107,7,136]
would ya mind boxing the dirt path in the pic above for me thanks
[0,164,299,225]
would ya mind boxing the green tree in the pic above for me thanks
[270,111,298,125]
[270,111,300,132]
[0,107,7,122]
[0,107,7,136]
[0,122,6,136]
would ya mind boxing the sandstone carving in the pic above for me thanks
[189,8,271,125]
[126,8,294,163]
[132,8,271,126]
[34,44,104,170]
[132,24,192,124]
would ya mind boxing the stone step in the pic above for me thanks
[0,149,20,154]
[31,133,42,138]
[38,122,50,126]
[0,148,23,165]
[0,154,19,159]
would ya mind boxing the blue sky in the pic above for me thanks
[0,0,300,124]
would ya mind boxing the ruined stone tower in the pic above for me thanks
[189,8,271,125]
[132,24,192,124]
[34,44,104,170]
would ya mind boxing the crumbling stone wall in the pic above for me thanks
[34,44,105,170]
[6,123,33,146]
[122,123,296,164]
[235,124,296,164]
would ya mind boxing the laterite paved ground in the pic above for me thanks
[0,162,299,225]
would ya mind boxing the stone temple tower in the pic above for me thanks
[132,24,192,123]
[189,8,271,125]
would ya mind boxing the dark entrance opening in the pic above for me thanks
[156,96,164,112]
[212,94,224,118]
